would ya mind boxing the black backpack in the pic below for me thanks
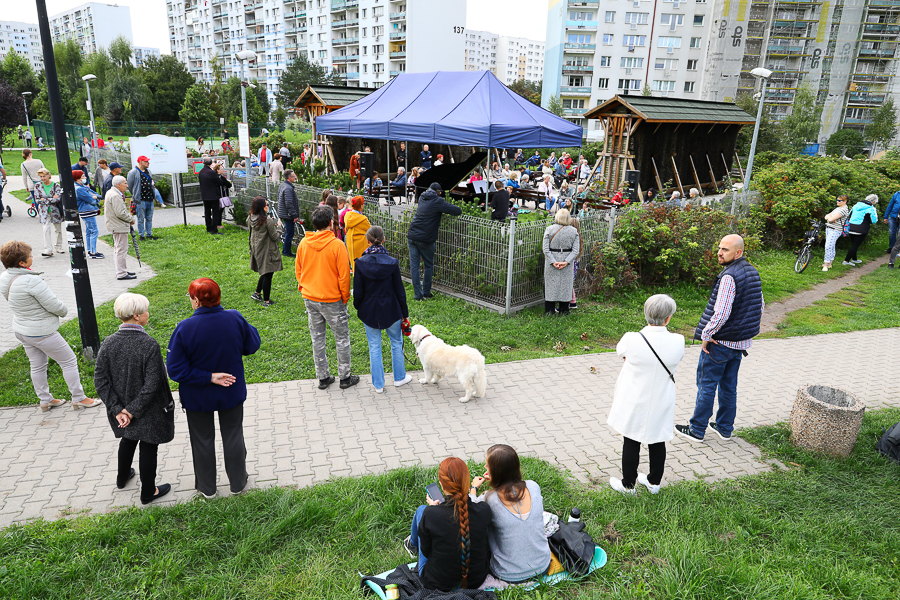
[876,421,900,464]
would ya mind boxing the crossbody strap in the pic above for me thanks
[3,275,24,302]
[638,332,675,383]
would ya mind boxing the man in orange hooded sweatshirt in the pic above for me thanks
[296,205,359,390]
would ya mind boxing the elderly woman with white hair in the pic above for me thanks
[542,208,580,316]
[104,174,138,281]
[94,293,175,504]
[606,294,685,495]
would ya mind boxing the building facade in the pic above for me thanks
[133,46,161,68]
[496,35,545,85]
[0,21,44,72]
[167,0,466,106]
[464,30,498,74]
[49,2,134,55]
[544,0,715,128]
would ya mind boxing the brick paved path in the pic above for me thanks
[1,327,897,528]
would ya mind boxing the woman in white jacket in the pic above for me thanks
[607,294,685,495]
[0,240,101,412]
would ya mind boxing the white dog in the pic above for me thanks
[409,324,487,403]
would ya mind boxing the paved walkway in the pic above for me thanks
[1,327,897,528]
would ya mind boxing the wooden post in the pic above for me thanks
[651,156,664,193]
[326,142,339,176]
[733,151,744,180]
[705,154,719,194]
[671,156,685,197]
[721,153,731,180]
[689,155,703,197]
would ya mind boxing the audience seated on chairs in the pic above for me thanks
[519,174,534,191]
[505,171,520,189]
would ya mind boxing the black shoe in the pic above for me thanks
[318,375,336,390]
[887,249,893,254]
[139,236,145,241]
[211,232,223,235]
[127,271,135,276]
[340,375,360,389]
[262,300,275,307]
[117,274,138,280]
[282,252,296,257]
[414,296,425,301]
[709,421,732,441]
[888,263,895,269]
[141,483,172,505]
[424,293,434,299]
[251,292,263,302]
[674,424,704,442]
[116,467,136,489]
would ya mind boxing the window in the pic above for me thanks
[624,12,649,24]
[602,34,613,45]
[620,57,644,68]
[660,14,684,26]
[568,76,584,86]
[693,15,704,25]
[598,78,609,89]
[605,11,615,23]
[658,36,681,48]
[623,35,646,46]
[654,58,678,70]
[600,56,611,66]
[374,26,384,35]
[362,27,367,36]
[562,99,585,108]
[373,6,384,16]
[690,37,701,48]
[373,63,384,73]
[684,81,695,92]
[687,59,698,70]
[618,78,641,89]
[567,33,590,43]
[373,44,383,53]
[570,11,591,20]
[652,80,675,92]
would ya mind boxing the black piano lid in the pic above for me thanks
[413,150,488,197]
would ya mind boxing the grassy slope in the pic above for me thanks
[0,149,82,180]
[0,224,890,408]
[0,409,898,599]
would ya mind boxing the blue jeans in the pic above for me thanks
[282,218,295,255]
[408,240,435,299]
[136,201,154,237]
[82,216,98,254]
[888,217,899,250]
[689,343,744,438]
[410,505,429,575]
[364,320,406,390]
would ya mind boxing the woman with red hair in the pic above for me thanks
[166,278,261,498]
[406,457,492,591]
[343,195,371,271]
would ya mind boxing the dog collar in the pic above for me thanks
[415,334,432,347]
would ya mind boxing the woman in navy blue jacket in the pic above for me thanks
[353,226,412,393]
[166,278,261,498]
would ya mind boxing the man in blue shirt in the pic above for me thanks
[883,190,900,253]
[72,157,91,190]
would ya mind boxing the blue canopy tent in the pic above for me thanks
[314,71,584,148]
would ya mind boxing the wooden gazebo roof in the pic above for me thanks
[293,84,372,110]
[584,95,756,124]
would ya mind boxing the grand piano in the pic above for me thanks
[412,150,494,204]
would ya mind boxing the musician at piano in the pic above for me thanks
[490,180,511,223]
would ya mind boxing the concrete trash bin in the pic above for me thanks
[790,385,865,457]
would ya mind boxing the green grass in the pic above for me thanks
[1,409,898,599]
[0,149,81,180]
[0,223,893,408]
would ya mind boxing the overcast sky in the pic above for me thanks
[5,0,547,54]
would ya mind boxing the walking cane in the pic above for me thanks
[129,226,143,268]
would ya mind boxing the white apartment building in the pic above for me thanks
[0,21,44,72]
[496,36,544,86]
[49,2,134,55]
[543,0,714,127]
[464,30,498,74]
[133,46,161,68]
[167,0,466,107]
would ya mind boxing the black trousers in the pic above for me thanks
[544,301,569,315]
[256,271,274,301]
[203,201,223,233]
[844,233,867,262]
[118,438,159,501]
[622,437,666,488]
[185,404,247,495]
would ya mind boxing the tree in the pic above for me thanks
[180,83,217,124]
[867,98,898,154]
[251,83,271,118]
[102,71,151,122]
[781,86,822,154]
[221,76,267,125]
[641,84,652,97]
[0,79,26,150]
[0,50,40,120]
[50,38,84,120]
[272,106,288,130]
[108,36,134,72]
[274,53,339,110]
[209,53,225,118]
[547,94,563,116]
[507,79,541,105]
[735,93,785,155]
[141,55,195,121]
[75,49,114,121]
[825,128,866,157]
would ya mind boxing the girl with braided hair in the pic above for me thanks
[407,457,492,591]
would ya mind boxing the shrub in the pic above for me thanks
[229,199,248,227]
[588,241,639,296]
[154,176,172,199]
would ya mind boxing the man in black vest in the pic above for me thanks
[676,234,764,442]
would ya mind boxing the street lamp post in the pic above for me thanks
[739,67,773,215]
[22,92,32,139]
[82,74,98,154]
[235,50,257,125]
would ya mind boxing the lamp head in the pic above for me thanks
[22,91,32,96]
[235,50,256,61]
[82,74,97,82]
[750,67,772,80]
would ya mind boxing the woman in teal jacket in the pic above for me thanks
[843,194,879,266]
[73,169,103,258]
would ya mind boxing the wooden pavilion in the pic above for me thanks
[293,85,372,172]
[583,95,756,199]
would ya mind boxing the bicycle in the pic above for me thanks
[267,202,306,248]
[1,179,10,218]
[794,219,822,273]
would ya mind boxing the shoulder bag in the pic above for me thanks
[638,332,675,383]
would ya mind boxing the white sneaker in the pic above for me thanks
[851,259,863,264]
[637,473,660,495]
[609,477,636,496]
[394,374,413,387]
[842,261,856,266]
[374,387,384,394]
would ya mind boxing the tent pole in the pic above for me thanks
[486,147,493,214]
[387,139,390,206]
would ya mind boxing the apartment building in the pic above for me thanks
[464,30,498,74]
[496,36,545,85]
[705,0,900,147]
[133,46,161,68]
[0,21,44,72]
[543,0,714,128]
[49,2,134,55]
[167,0,466,106]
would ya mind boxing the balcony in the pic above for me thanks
[564,42,596,52]
[568,0,600,6]
[563,65,593,73]
[285,11,307,19]
[333,54,359,63]
[562,107,588,116]
[869,0,900,6]
[864,23,900,34]
[390,12,406,21]
[332,37,360,46]
[849,92,886,104]
[390,51,406,58]
[245,2,263,11]
[212,10,227,18]
[188,53,201,60]
[767,44,804,54]
[566,20,599,30]
[561,86,592,95]
[858,47,896,58]
[852,72,890,83]
[390,70,400,76]
[765,90,795,101]
[345,71,360,79]
[331,0,359,11]
[844,117,873,125]
[390,31,407,40]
